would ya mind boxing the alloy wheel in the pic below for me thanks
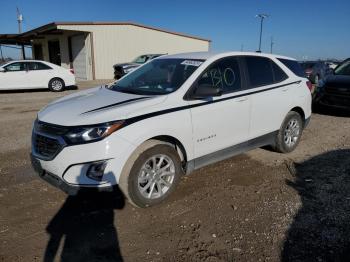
[284,118,300,147]
[137,154,175,199]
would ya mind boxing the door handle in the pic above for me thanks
[281,88,289,92]
[236,97,248,102]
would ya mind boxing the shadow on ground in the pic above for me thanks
[44,187,125,262]
[282,149,350,262]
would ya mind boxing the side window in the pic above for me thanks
[197,57,242,94]
[245,56,274,88]
[271,61,288,82]
[278,58,305,77]
[4,62,26,72]
[27,62,52,70]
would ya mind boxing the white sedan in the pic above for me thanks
[0,60,76,92]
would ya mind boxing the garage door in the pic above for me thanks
[71,34,87,81]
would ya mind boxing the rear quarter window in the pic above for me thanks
[271,62,288,82]
[27,62,52,70]
[278,58,305,77]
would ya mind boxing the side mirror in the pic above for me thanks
[192,83,222,99]
[0,67,5,73]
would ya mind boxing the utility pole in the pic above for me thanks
[17,7,25,60]
[240,44,244,51]
[0,45,4,61]
[270,36,274,54]
[256,14,269,52]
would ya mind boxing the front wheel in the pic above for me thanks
[119,141,183,208]
[49,78,65,92]
[273,111,303,153]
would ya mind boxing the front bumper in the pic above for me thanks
[31,129,137,192]
[31,154,114,195]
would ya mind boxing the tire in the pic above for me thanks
[119,140,183,208]
[273,111,303,153]
[49,78,65,92]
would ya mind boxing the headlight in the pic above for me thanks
[65,121,124,144]
[124,67,136,73]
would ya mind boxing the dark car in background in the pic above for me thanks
[299,61,332,85]
[313,58,350,110]
[113,54,164,79]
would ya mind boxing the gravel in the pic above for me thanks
[0,84,349,261]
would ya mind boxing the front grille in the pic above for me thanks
[36,121,69,135]
[33,133,62,160]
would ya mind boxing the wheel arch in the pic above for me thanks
[118,136,187,206]
[48,77,65,90]
[147,135,188,166]
[49,76,65,84]
[290,106,306,126]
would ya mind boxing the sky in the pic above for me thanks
[0,0,349,60]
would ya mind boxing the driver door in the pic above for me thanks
[0,62,28,90]
[188,57,251,162]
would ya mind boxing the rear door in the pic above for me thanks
[188,57,251,159]
[242,56,292,139]
[0,62,28,90]
[25,62,53,88]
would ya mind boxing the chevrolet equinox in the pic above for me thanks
[31,52,312,207]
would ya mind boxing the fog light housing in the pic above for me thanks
[87,161,107,181]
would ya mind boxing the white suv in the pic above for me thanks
[31,52,312,207]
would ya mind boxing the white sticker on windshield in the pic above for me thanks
[181,60,203,67]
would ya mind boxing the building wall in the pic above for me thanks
[33,34,70,68]
[32,31,93,80]
[58,24,210,79]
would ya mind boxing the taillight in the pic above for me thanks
[306,81,313,92]
[69,68,74,74]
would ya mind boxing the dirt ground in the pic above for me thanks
[0,82,350,262]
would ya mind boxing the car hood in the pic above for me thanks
[324,74,350,88]
[38,86,167,126]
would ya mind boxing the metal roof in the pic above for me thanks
[0,21,211,45]
[162,51,296,61]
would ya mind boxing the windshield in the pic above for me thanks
[109,58,204,95]
[334,60,350,75]
[132,55,150,64]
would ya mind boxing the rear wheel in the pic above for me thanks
[49,78,65,92]
[119,141,183,208]
[273,111,303,153]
